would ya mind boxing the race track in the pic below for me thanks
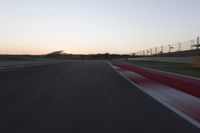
[0,60,199,133]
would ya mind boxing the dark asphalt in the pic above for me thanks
[0,60,199,133]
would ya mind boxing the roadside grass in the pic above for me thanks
[125,60,200,78]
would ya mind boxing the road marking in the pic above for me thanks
[108,61,200,128]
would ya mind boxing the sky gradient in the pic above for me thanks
[0,0,200,54]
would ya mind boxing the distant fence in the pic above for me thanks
[135,36,200,56]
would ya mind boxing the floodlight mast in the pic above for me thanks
[178,43,181,51]
[155,47,157,54]
[161,46,163,54]
[191,36,200,49]
[168,45,173,53]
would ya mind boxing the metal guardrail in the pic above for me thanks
[135,36,200,56]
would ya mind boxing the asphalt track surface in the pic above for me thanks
[0,60,199,133]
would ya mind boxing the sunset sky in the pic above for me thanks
[0,0,200,54]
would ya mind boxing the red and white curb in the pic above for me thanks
[108,61,200,128]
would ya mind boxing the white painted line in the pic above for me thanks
[107,61,200,128]
[122,70,200,118]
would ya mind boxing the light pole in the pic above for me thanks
[197,36,200,49]
[178,43,181,51]
[191,37,200,50]
[161,46,163,54]
[168,45,173,53]
[155,47,157,54]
